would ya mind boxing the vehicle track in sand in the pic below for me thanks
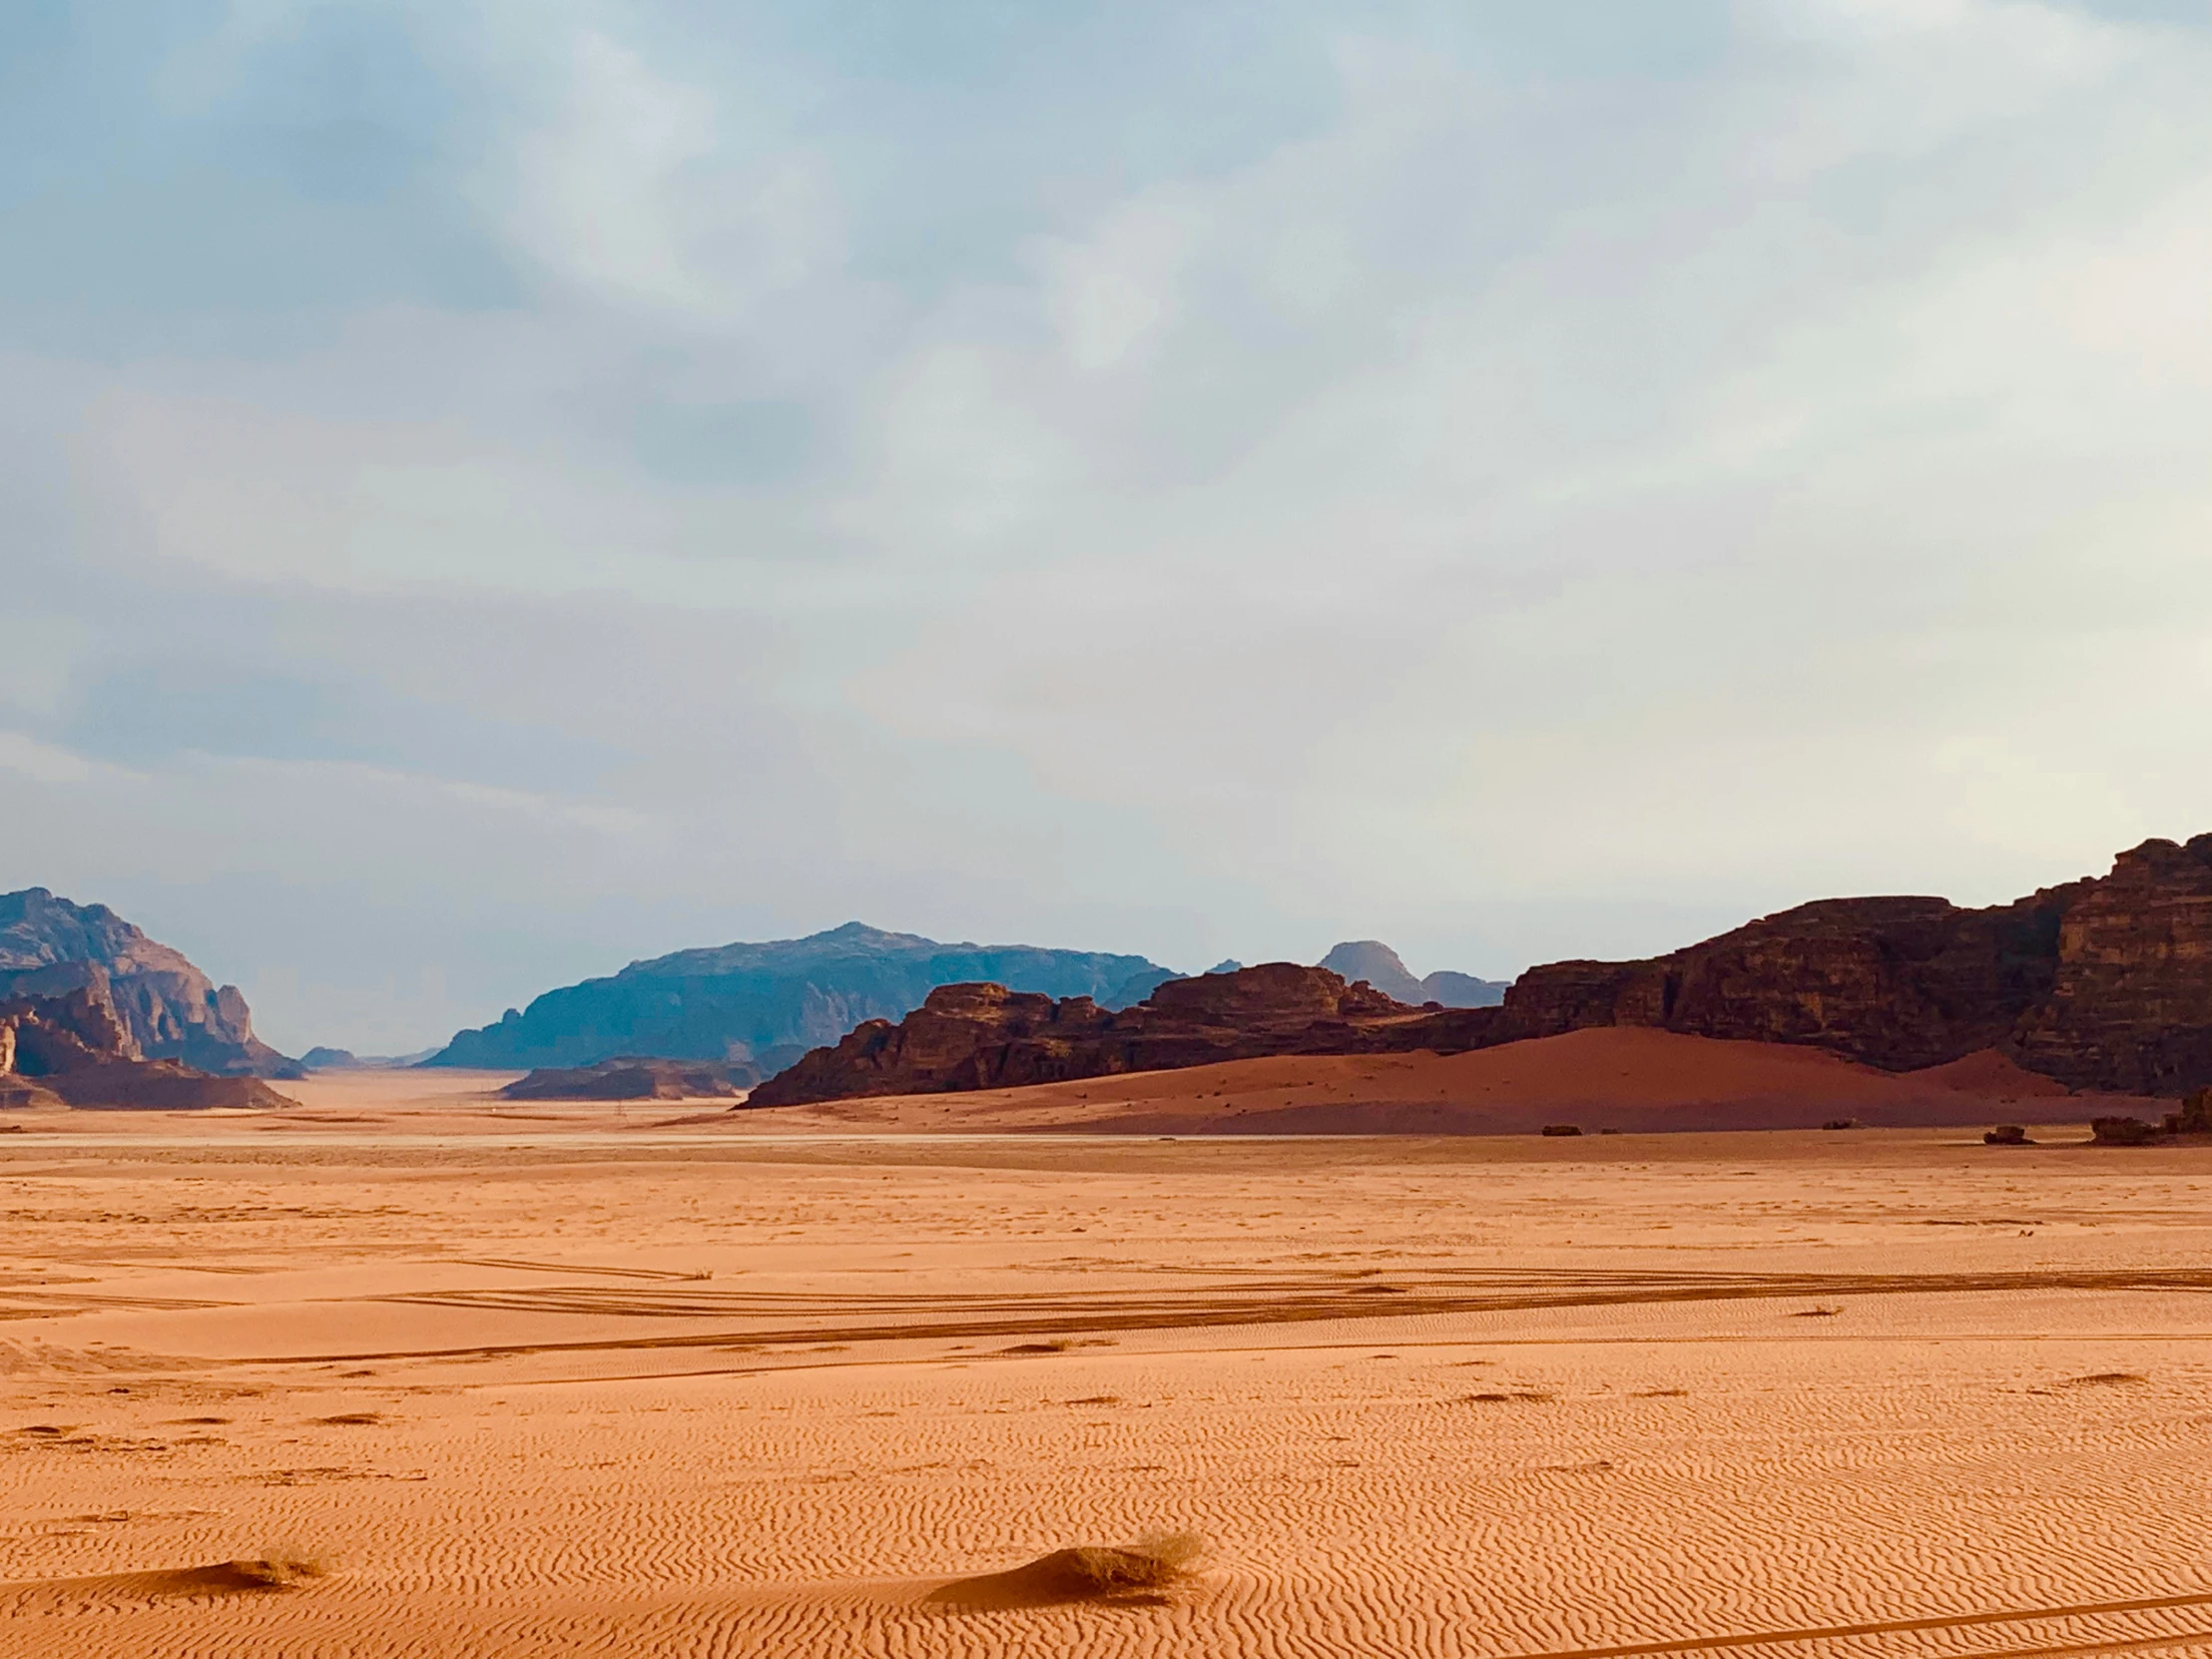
[285,1265,2212,1365]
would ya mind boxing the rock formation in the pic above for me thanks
[500,1057,756,1101]
[747,964,1488,1106]
[751,833,2212,1106]
[425,922,1173,1073]
[0,889,299,1078]
[1317,941,1508,1008]
[0,987,291,1110]
[2009,836,2212,1093]
[1488,893,2072,1071]
[1483,836,2212,1093]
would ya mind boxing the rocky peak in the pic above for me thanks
[1317,941,1426,1004]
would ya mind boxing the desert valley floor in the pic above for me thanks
[6,1071,2212,1657]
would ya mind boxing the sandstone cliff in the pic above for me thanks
[2010,836,2212,1092]
[0,889,299,1078]
[1491,893,2074,1070]
[747,964,1491,1106]
[0,987,292,1110]
[1490,835,2212,1092]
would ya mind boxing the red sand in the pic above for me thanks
[728,1027,2165,1136]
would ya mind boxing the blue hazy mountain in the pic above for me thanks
[424,922,1173,1075]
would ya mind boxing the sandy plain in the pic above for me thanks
[6,1067,2212,1658]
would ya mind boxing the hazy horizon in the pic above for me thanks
[8,1,2212,1052]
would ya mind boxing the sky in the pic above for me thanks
[5,0,2212,1055]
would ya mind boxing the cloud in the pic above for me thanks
[0,733,140,787]
[494,25,840,324]
[7,0,2212,1049]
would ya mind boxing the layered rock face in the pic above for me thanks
[1492,893,2076,1071]
[0,889,299,1078]
[1492,836,2212,1092]
[427,922,1173,1073]
[748,965,1491,1106]
[0,987,291,1110]
[2011,835,2212,1092]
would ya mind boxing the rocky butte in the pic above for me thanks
[747,964,1488,1106]
[751,834,2212,1105]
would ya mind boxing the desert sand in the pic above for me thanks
[6,1064,2212,1657]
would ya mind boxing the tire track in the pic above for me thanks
[250,1266,2212,1365]
[1495,1590,2212,1659]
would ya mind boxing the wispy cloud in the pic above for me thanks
[7,0,2212,1049]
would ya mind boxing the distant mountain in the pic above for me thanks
[423,922,1175,1071]
[0,888,300,1077]
[300,1046,439,1071]
[1317,941,1508,1008]
[1419,970,1508,1007]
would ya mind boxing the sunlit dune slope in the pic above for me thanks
[744,1027,2153,1134]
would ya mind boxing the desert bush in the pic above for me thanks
[232,1546,331,1588]
[2090,1116,2163,1145]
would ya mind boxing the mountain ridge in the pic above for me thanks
[424,922,1176,1071]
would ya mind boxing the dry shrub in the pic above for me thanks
[1133,1530,1204,1573]
[2091,1116,2163,1145]
[232,1546,332,1589]
[928,1530,1204,1608]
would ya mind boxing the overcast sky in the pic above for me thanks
[6,0,2212,1053]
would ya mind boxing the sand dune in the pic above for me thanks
[7,1111,2212,1656]
[730,1027,2161,1136]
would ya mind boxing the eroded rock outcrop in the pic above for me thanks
[1488,834,2212,1093]
[2009,836,2212,1093]
[1490,892,2077,1071]
[748,964,1492,1106]
[0,987,292,1110]
[0,889,299,1078]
